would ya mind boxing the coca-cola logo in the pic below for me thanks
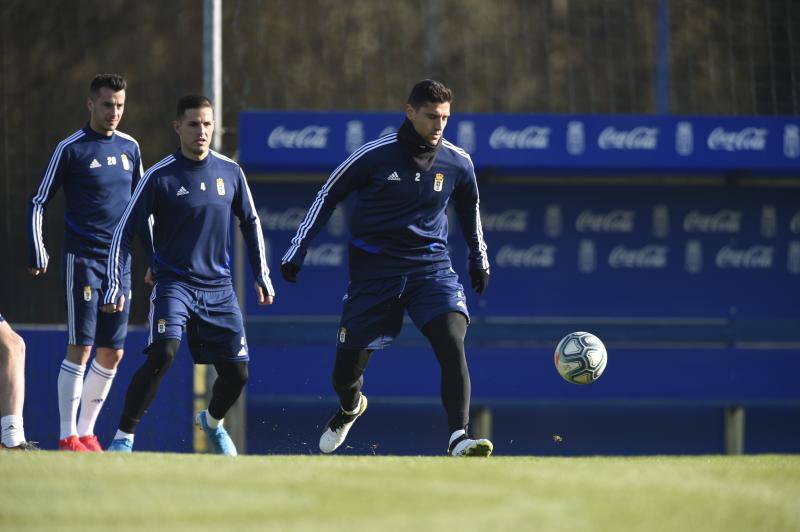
[481,210,528,232]
[489,126,551,149]
[608,245,668,268]
[715,245,773,269]
[683,210,741,233]
[575,210,635,233]
[597,127,658,150]
[495,245,555,268]
[259,207,306,231]
[790,212,800,234]
[305,243,344,267]
[707,127,767,152]
[268,125,329,149]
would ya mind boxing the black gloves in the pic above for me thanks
[469,268,490,295]
[281,262,300,283]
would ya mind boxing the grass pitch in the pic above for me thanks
[1,453,798,531]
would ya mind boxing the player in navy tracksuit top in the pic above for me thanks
[26,74,144,452]
[282,80,493,457]
[102,95,274,455]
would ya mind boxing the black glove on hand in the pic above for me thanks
[469,268,490,295]
[281,262,300,283]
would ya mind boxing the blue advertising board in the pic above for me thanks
[248,182,350,315]
[447,183,800,318]
[239,111,800,174]
[244,181,800,320]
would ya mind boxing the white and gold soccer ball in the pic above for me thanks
[554,331,607,385]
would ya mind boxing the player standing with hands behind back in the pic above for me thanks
[27,74,144,452]
[282,79,493,457]
[102,95,274,455]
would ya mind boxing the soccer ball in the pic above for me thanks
[554,331,607,385]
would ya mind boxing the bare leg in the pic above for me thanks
[0,321,25,417]
[66,344,92,365]
[94,347,123,370]
[0,321,30,448]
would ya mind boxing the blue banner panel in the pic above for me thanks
[246,181,800,319]
[246,345,800,402]
[240,111,401,173]
[240,111,800,174]
[248,182,350,315]
[18,328,194,452]
[448,183,800,318]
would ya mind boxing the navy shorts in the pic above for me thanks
[62,253,131,349]
[337,267,469,350]
[147,282,249,364]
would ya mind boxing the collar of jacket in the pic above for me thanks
[397,118,442,172]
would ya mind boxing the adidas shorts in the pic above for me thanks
[337,267,469,350]
[62,252,131,349]
[146,282,248,364]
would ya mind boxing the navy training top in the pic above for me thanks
[103,149,274,304]
[27,124,143,267]
[282,133,489,280]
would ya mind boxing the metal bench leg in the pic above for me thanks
[724,406,745,455]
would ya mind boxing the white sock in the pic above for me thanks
[113,429,134,442]
[77,359,116,437]
[57,359,85,440]
[1,415,26,447]
[449,429,467,446]
[204,410,222,429]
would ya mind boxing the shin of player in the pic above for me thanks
[102,95,274,455]
[27,74,145,452]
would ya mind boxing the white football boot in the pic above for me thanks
[448,432,493,457]
[319,393,368,454]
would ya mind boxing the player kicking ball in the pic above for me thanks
[102,95,274,455]
[282,80,493,457]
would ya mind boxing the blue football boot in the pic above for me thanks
[107,438,133,453]
[195,410,238,456]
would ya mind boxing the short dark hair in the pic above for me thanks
[176,95,213,118]
[90,74,126,97]
[407,79,452,109]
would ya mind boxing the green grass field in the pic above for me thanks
[2,453,798,531]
